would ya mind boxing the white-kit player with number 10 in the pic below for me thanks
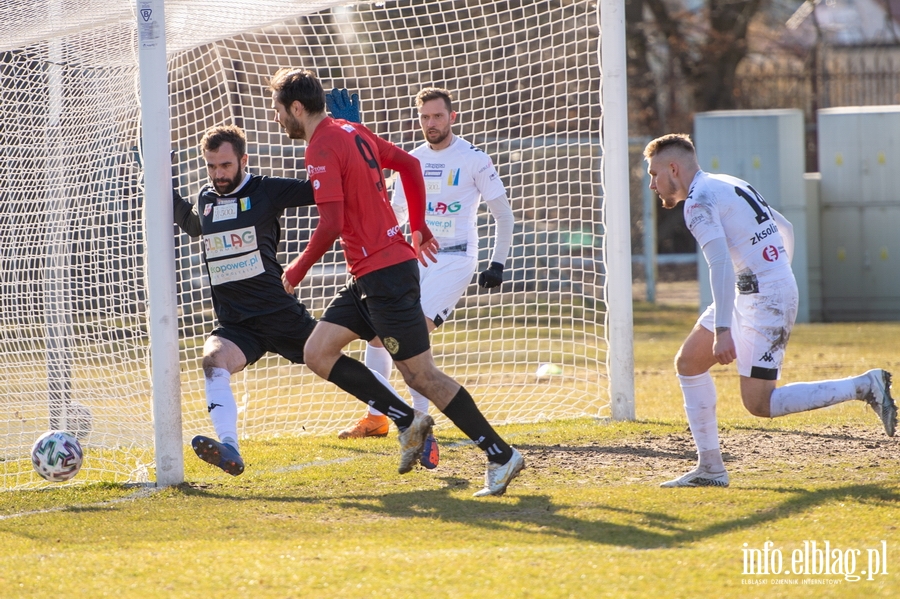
[644,133,896,488]
[331,88,514,470]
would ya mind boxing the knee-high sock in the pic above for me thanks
[440,386,512,464]
[409,388,430,414]
[328,355,414,429]
[205,367,239,450]
[679,372,723,471]
[368,368,411,407]
[364,344,393,417]
[769,375,861,417]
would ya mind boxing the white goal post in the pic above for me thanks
[0,0,633,490]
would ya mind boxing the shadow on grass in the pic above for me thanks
[343,480,900,549]
[330,480,688,549]
[177,474,900,551]
[176,423,900,550]
[673,483,900,546]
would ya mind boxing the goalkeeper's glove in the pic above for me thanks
[326,88,361,123]
[478,262,504,289]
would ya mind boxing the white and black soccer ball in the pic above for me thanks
[31,430,84,482]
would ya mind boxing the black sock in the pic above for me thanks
[440,386,512,464]
[327,355,414,429]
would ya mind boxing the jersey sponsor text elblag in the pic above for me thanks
[195,174,313,323]
[393,136,506,258]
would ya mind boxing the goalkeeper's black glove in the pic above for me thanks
[326,88,361,124]
[478,262,504,289]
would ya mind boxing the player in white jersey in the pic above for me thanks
[644,133,896,488]
[330,88,514,469]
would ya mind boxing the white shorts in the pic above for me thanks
[419,253,477,327]
[699,275,799,380]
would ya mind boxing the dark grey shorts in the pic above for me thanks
[320,259,430,361]
[211,302,317,366]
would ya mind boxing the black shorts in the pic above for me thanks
[211,302,317,366]
[320,259,430,361]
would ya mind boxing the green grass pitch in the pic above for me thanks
[0,303,898,598]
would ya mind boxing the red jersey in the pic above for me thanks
[303,118,429,278]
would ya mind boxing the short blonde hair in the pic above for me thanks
[643,133,695,161]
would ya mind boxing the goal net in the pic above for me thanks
[0,0,606,490]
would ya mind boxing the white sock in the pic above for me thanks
[679,372,725,472]
[364,344,394,417]
[367,367,410,412]
[205,367,238,451]
[769,374,862,417]
[409,387,430,414]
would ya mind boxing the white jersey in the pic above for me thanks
[393,135,506,258]
[685,171,793,291]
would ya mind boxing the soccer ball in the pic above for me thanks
[31,430,84,482]
[535,363,563,379]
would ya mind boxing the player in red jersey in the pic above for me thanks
[269,68,524,496]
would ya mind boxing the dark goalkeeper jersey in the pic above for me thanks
[173,173,315,324]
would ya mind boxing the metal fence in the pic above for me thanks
[734,45,900,171]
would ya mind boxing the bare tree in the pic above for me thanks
[627,0,767,137]
[625,0,767,256]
